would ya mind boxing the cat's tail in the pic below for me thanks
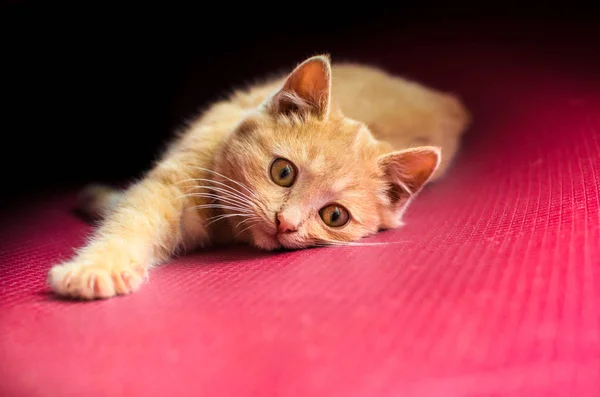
[76,184,123,220]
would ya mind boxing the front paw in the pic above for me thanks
[48,259,148,300]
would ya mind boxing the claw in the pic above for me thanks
[64,272,73,289]
[87,274,96,291]
[133,265,149,281]
[121,272,131,290]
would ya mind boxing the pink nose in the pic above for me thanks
[276,212,298,233]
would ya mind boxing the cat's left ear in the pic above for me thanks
[378,146,441,210]
[266,55,332,119]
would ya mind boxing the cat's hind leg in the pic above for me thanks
[76,184,123,220]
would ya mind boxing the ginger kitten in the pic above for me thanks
[48,55,470,300]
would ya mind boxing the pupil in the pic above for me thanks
[279,166,290,179]
[331,209,340,222]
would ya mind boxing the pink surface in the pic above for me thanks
[1,24,600,396]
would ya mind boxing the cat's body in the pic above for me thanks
[49,56,470,300]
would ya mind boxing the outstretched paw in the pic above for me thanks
[48,260,148,300]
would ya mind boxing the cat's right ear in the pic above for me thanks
[264,55,332,120]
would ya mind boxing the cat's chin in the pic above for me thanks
[250,229,282,251]
[250,229,307,251]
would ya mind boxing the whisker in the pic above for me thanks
[182,187,253,207]
[194,166,261,201]
[234,221,260,238]
[314,239,400,247]
[205,213,252,222]
[179,171,270,217]
[204,213,253,228]
[234,217,258,229]
[181,186,272,228]
[179,179,254,203]
[178,165,276,229]
[191,204,252,213]
[191,183,270,219]
[191,183,252,203]
[184,191,249,208]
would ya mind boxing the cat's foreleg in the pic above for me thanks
[47,170,204,300]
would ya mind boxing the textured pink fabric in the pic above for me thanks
[1,25,599,396]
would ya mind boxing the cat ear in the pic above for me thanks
[378,146,441,207]
[267,55,332,119]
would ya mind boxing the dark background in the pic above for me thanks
[1,1,597,207]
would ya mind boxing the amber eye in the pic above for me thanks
[270,158,296,187]
[319,204,350,228]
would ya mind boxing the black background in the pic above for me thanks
[1,1,597,206]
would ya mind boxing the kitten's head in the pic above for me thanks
[215,55,440,250]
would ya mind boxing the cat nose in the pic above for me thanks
[276,210,300,233]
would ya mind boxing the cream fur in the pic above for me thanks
[48,54,470,299]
